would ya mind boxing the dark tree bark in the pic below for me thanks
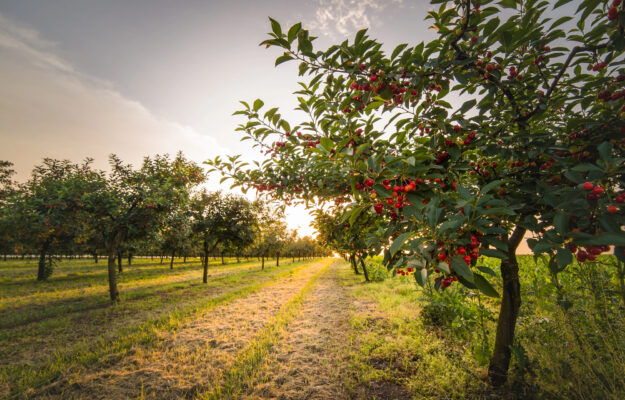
[349,253,359,275]
[117,251,123,273]
[488,225,526,386]
[221,252,225,265]
[261,255,265,270]
[276,253,280,267]
[128,252,132,266]
[358,256,370,282]
[170,250,175,269]
[203,240,209,284]
[93,252,98,264]
[107,250,120,302]
[37,239,52,281]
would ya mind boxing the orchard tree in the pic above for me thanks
[313,208,376,280]
[8,159,106,280]
[251,201,288,269]
[191,190,257,283]
[89,153,204,302]
[209,0,625,385]
[0,161,17,260]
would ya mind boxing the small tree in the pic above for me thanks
[88,153,204,301]
[8,159,105,280]
[191,190,257,283]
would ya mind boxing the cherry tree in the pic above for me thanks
[209,0,625,385]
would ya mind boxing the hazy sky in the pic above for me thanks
[0,0,438,236]
[0,0,578,240]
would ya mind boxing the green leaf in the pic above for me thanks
[597,141,612,162]
[580,233,625,246]
[479,180,502,195]
[391,232,412,256]
[480,248,508,259]
[437,261,450,274]
[498,0,517,9]
[275,53,293,66]
[554,212,568,235]
[415,268,428,286]
[269,17,282,36]
[474,273,500,297]
[477,266,497,277]
[482,17,500,37]
[556,247,573,270]
[391,43,408,60]
[459,99,477,114]
[253,99,264,111]
[450,256,474,283]
[287,23,302,43]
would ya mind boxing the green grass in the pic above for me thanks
[0,256,319,399]
[342,255,625,399]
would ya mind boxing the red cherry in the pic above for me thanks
[458,248,466,255]
[582,182,594,191]
[593,186,604,195]
[438,253,446,261]
[365,178,374,187]
[607,205,618,213]
[370,75,377,82]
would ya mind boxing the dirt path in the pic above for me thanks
[240,260,356,400]
[36,259,332,399]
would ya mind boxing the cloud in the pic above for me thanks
[0,12,228,180]
[310,0,403,37]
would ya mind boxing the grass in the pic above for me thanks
[340,255,625,399]
[197,259,333,400]
[0,256,319,399]
[336,262,488,400]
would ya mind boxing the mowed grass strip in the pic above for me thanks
[0,257,254,298]
[197,260,334,400]
[0,259,275,328]
[0,259,323,399]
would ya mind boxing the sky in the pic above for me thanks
[0,0,439,237]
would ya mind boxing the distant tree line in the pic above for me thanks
[0,155,330,301]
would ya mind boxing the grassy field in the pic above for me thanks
[1,255,623,399]
[0,256,315,398]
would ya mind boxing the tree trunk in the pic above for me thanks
[488,225,526,386]
[349,253,359,275]
[221,252,225,265]
[170,250,175,269]
[615,260,625,309]
[183,254,187,263]
[261,255,265,270]
[203,240,209,284]
[128,252,132,265]
[276,253,280,267]
[107,246,120,302]
[359,256,370,282]
[37,240,52,281]
[237,255,240,263]
[160,253,164,264]
[117,251,123,273]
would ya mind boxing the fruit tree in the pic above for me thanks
[208,0,625,385]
